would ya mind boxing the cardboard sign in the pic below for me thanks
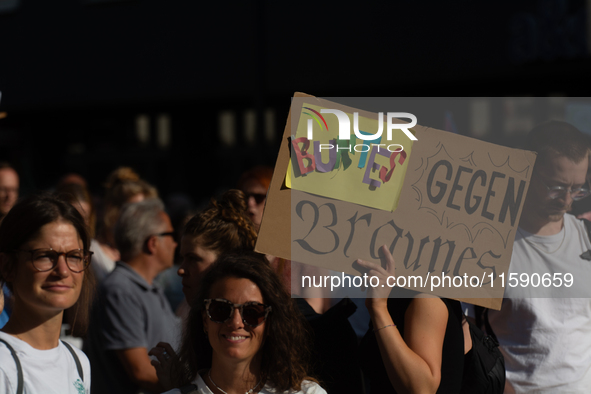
[256,94,537,309]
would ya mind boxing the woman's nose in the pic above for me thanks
[53,255,71,277]
[227,307,244,329]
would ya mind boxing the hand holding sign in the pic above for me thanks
[355,245,396,308]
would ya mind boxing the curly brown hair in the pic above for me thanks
[182,189,257,253]
[172,251,315,392]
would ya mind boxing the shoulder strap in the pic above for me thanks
[0,338,24,394]
[61,340,84,381]
[442,298,463,324]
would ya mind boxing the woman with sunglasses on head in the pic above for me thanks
[163,251,326,394]
[0,194,95,394]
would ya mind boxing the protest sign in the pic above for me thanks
[256,93,537,309]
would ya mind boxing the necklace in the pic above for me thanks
[208,370,262,394]
[517,226,566,254]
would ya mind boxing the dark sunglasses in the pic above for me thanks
[245,192,266,204]
[204,298,272,327]
[145,231,177,244]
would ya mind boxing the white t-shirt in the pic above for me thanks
[163,373,327,394]
[489,214,591,393]
[0,331,91,394]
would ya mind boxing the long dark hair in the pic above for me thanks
[173,251,314,392]
[0,193,95,335]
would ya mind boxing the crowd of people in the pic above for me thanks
[1,119,591,394]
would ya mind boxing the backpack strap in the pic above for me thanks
[0,338,24,394]
[61,340,84,381]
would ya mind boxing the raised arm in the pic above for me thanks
[357,246,448,394]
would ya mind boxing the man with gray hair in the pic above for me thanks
[86,199,179,394]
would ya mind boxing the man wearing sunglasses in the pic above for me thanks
[487,121,591,393]
[86,199,180,394]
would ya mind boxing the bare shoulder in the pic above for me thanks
[407,296,448,323]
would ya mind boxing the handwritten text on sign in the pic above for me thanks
[290,137,533,300]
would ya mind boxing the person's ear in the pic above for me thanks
[144,235,157,255]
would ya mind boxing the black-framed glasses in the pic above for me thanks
[204,298,272,327]
[245,192,266,204]
[538,178,591,201]
[17,248,93,273]
[145,231,176,244]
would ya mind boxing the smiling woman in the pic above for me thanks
[0,194,95,394]
[163,252,326,394]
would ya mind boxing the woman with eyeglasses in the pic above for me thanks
[162,251,326,394]
[0,194,95,393]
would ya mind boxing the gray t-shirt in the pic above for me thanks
[86,261,180,394]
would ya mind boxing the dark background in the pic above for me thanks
[1,0,590,206]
